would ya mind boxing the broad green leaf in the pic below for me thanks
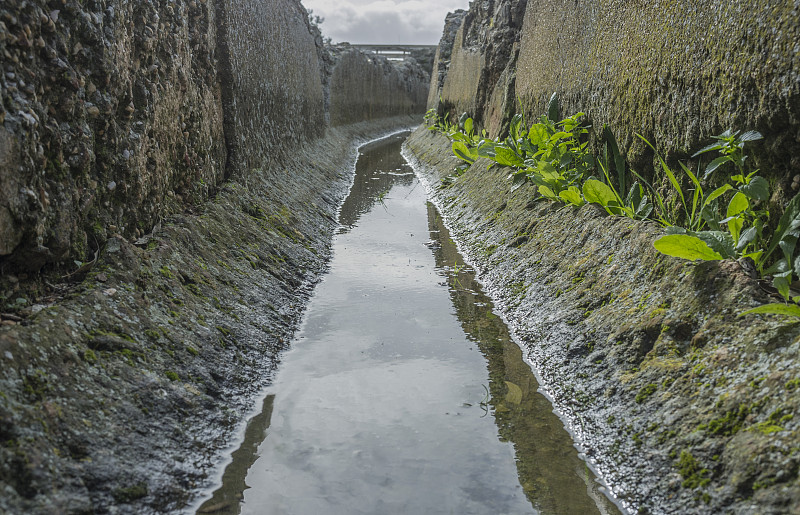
[736,227,757,252]
[549,131,571,142]
[538,185,559,201]
[654,234,724,261]
[477,141,497,158]
[740,176,770,202]
[452,141,476,163]
[739,130,763,142]
[740,303,800,318]
[464,117,473,137]
[704,184,734,206]
[559,186,585,207]
[635,199,654,219]
[702,156,732,179]
[695,230,737,258]
[773,271,793,300]
[528,124,550,147]
[511,172,527,192]
[692,141,725,158]
[727,192,749,217]
[583,179,618,206]
[493,147,525,167]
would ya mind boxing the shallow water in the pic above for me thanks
[197,132,621,515]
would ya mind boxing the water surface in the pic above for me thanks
[197,132,620,515]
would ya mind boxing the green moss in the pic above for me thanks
[635,383,658,403]
[186,346,199,356]
[83,349,98,364]
[698,403,751,436]
[89,329,137,344]
[216,326,231,336]
[677,451,710,489]
[165,371,179,382]
[159,266,174,279]
[785,378,800,391]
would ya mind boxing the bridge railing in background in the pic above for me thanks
[353,44,437,61]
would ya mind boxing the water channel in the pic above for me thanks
[197,132,621,515]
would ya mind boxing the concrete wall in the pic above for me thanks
[432,0,800,188]
[516,0,800,186]
[328,46,429,127]
[0,0,227,270]
[217,0,326,173]
[0,0,428,275]
[429,0,528,137]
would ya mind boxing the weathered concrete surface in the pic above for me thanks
[516,0,800,185]
[327,44,429,127]
[426,10,467,111]
[433,0,800,187]
[405,127,800,514]
[428,0,528,137]
[0,115,419,515]
[0,0,429,274]
[0,0,227,269]
[216,0,325,173]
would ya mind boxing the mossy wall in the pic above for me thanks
[515,0,800,184]
[432,0,799,189]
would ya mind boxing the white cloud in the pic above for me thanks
[303,0,469,45]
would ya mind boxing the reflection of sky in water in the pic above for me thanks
[337,132,415,232]
[239,136,533,515]
[196,134,620,515]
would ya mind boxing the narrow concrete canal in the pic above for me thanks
[197,132,621,515]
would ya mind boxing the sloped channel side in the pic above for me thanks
[404,128,800,514]
[0,116,419,514]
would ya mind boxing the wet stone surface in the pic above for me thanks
[197,133,619,514]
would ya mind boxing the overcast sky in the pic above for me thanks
[303,0,470,45]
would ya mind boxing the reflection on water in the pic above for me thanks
[196,132,621,515]
[427,206,619,514]
[337,132,416,232]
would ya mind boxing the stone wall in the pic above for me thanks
[327,44,429,127]
[0,0,429,277]
[429,0,528,137]
[216,0,326,173]
[516,0,800,187]
[0,0,227,271]
[431,0,800,187]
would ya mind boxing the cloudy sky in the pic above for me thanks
[303,0,470,45]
